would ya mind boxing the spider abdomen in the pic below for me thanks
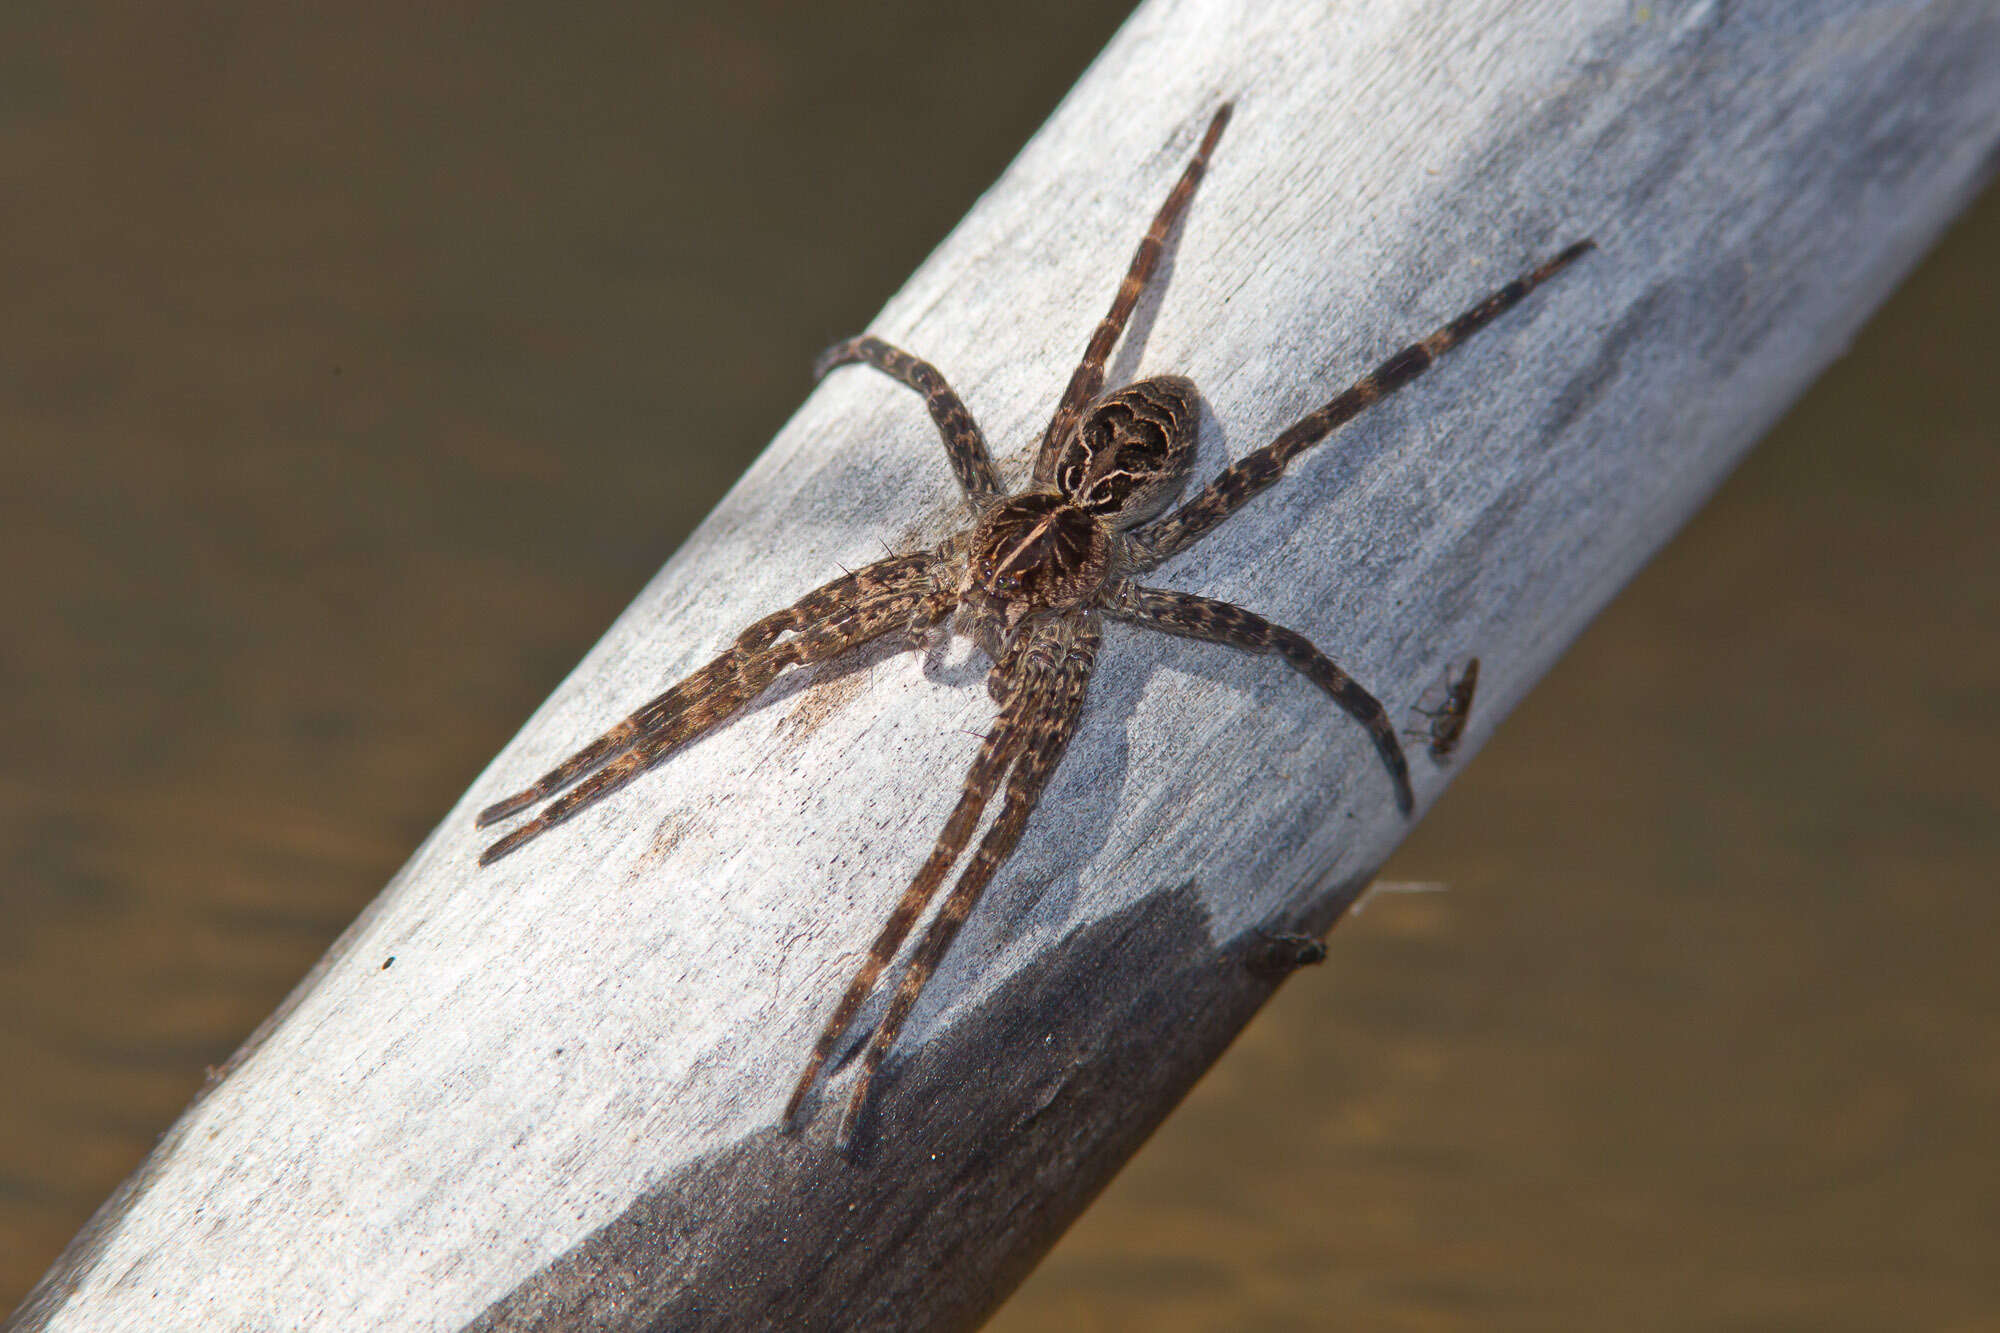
[1052,375,1198,525]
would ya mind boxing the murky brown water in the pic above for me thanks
[4,6,1996,1327]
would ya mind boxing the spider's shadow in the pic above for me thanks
[803,626,1133,1063]
[842,538,1394,1085]
[1102,194,1194,394]
[828,583,1395,1153]
[750,625,922,716]
[824,416,1384,1095]
[822,660,1136,1095]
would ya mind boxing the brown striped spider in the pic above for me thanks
[475,102,1588,1146]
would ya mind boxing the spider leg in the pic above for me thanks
[1131,241,1593,568]
[477,554,950,864]
[472,647,757,831]
[1108,583,1413,814]
[780,619,1086,1129]
[815,335,1003,508]
[831,617,1101,1148]
[477,554,934,828]
[780,677,1038,1131]
[1031,103,1232,483]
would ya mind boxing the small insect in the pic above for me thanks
[1408,656,1481,763]
[474,102,1588,1144]
[1247,930,1330,979]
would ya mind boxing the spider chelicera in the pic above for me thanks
[475,101,1589,1144]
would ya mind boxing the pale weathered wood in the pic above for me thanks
[12,1,2000,1329]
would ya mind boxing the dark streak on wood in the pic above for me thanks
[465,880,1346,1332]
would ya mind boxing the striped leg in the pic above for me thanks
[816,335,1002,507]
[780,681,1037,1131]
[1133,241,1593,568]
[780,623,1071,1130]
[832,617,1101,1148]
[477,554,947,864]
[1031,103,1232,483]
[1110,583,1413,814]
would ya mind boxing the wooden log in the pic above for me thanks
[13,0,2000,1328]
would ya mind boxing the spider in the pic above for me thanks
[474,101,1589,1145]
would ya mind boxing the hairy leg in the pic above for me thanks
[477,554,949,864]
[1109,583,1412,813]
[780,677,1039,1130]
[816,335,1002,507]
[833,616,1101,1147]
[1032,103,1232,482]
[1132,241,1592,567]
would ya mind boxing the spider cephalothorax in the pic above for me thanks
[962,492,1108,626]
[475,101,1588,1146]
[959,377,1197,648]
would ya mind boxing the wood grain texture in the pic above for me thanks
[13,0,2000,1328]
